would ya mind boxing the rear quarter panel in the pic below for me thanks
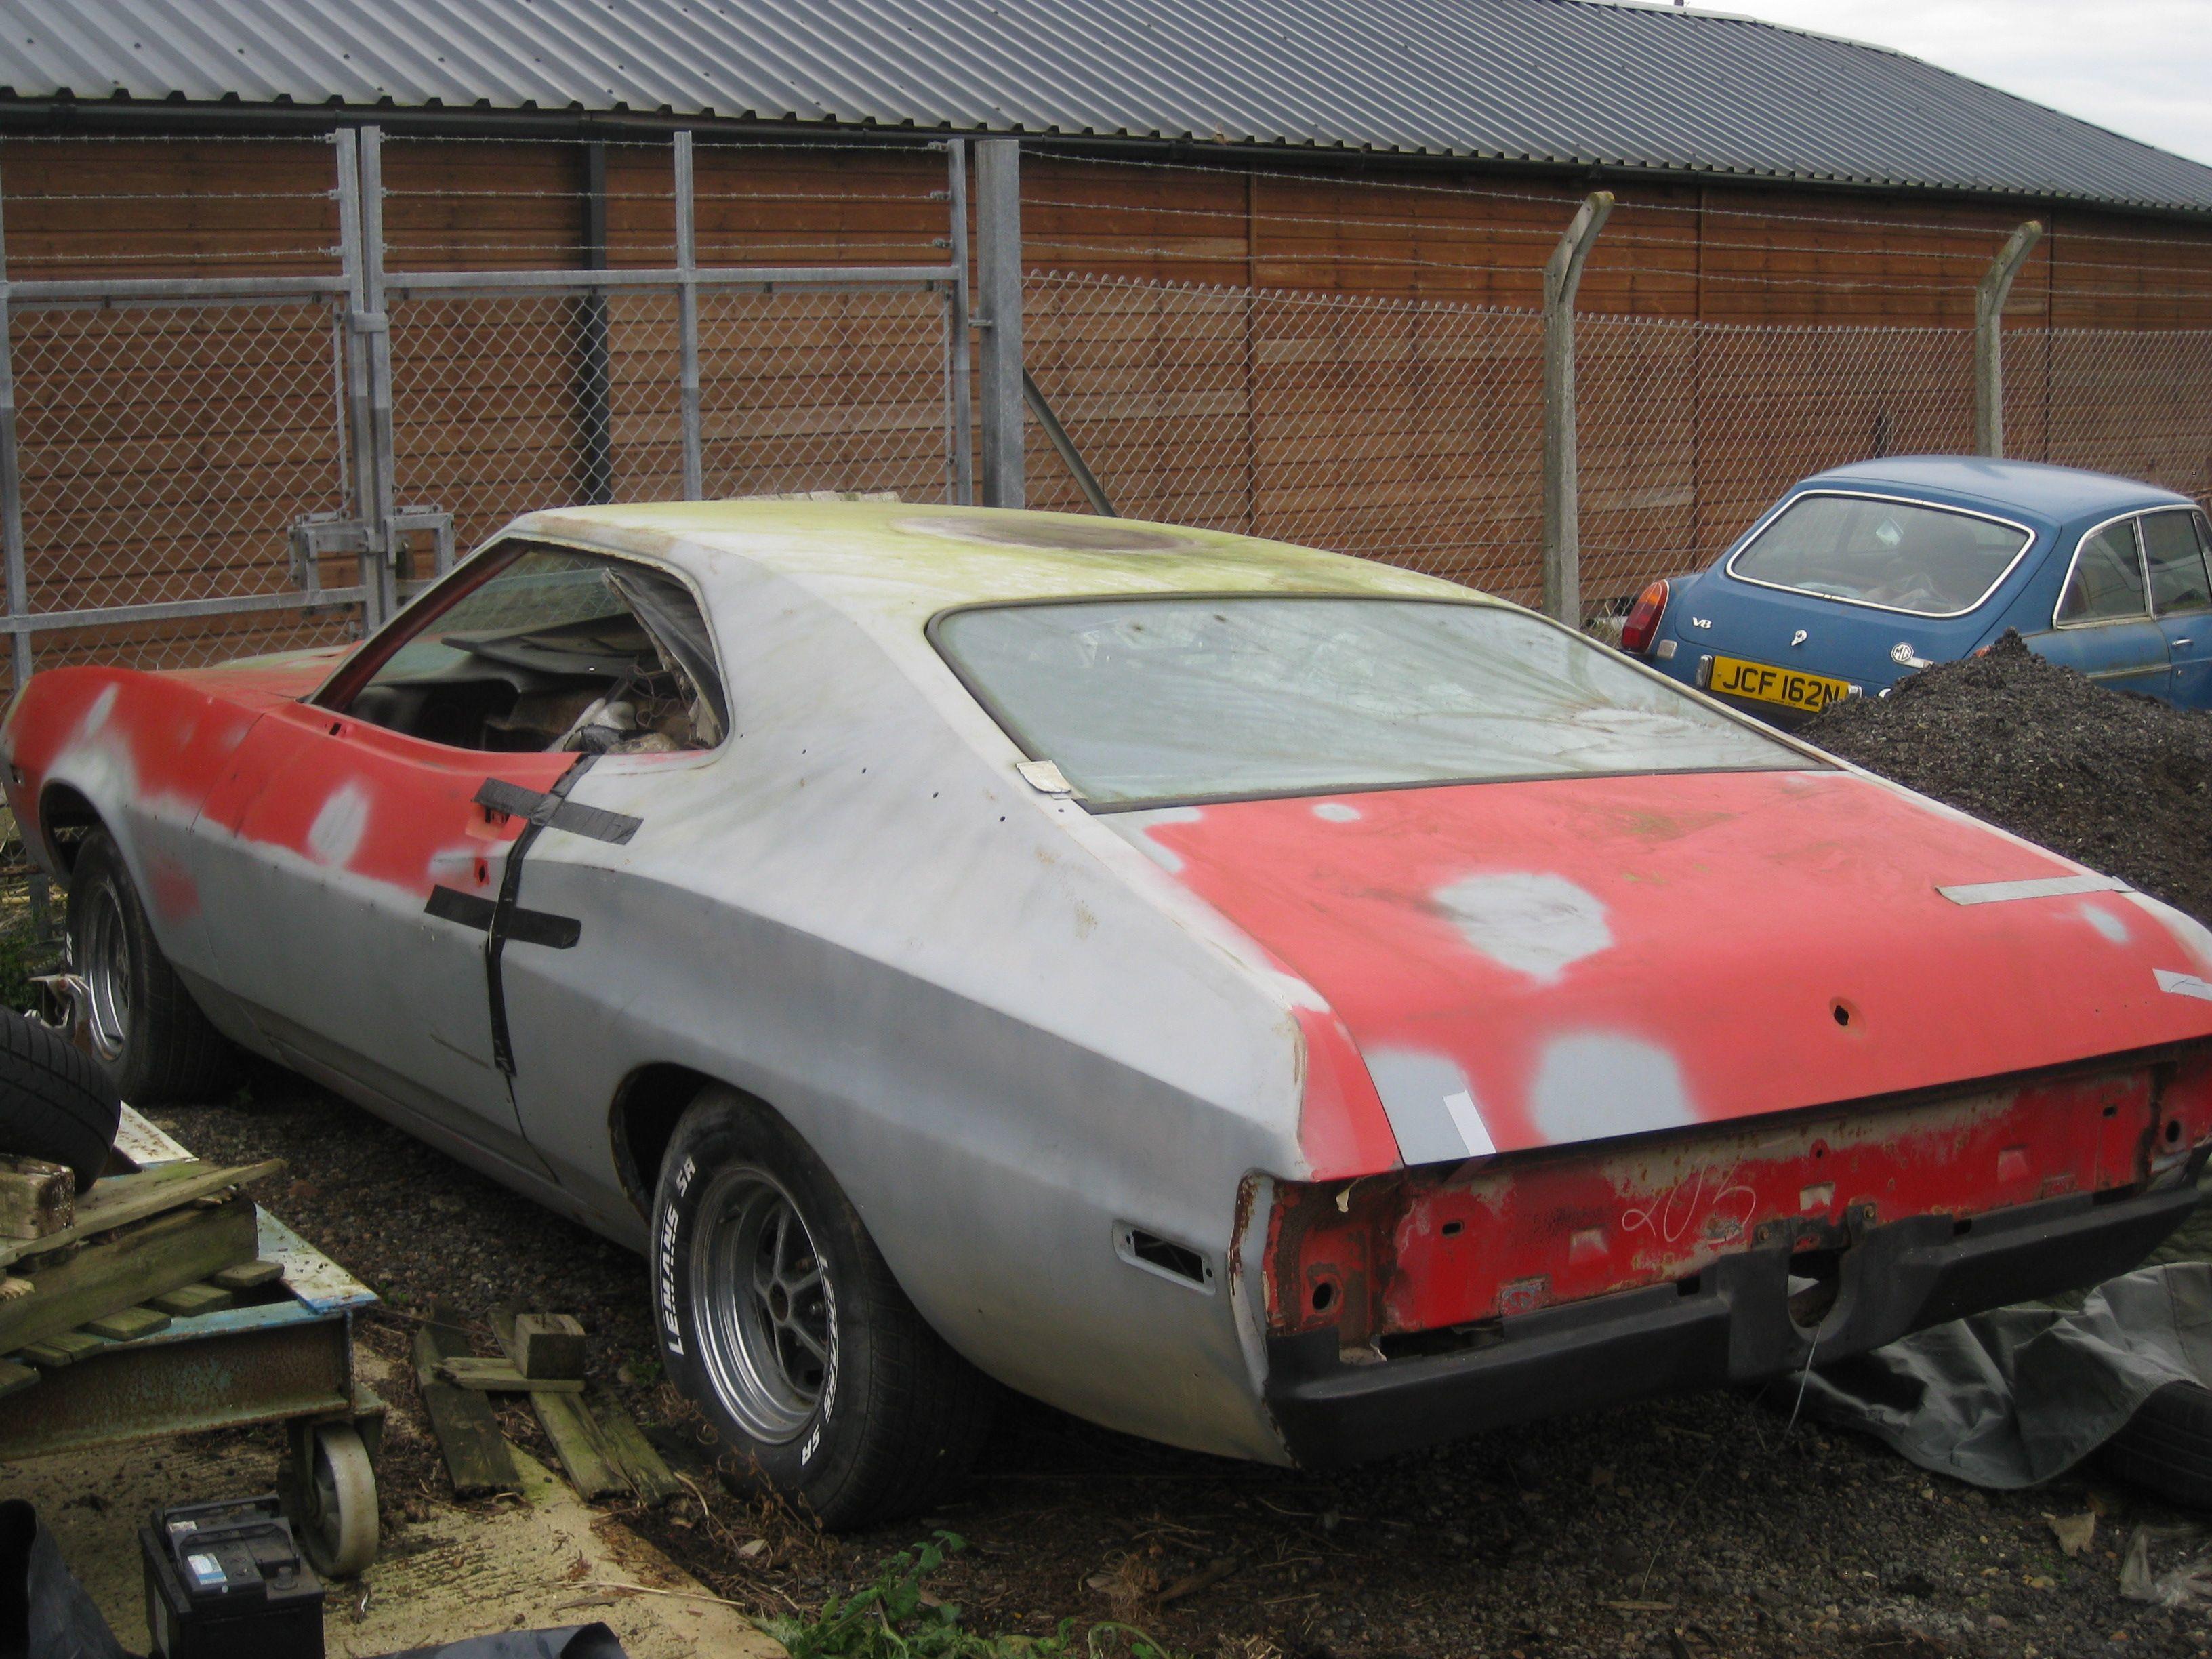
[495,551,1328,1462]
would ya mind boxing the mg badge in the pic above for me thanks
[1790,629,1809,647]
[1891,641,1916,664]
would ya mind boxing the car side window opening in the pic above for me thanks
[935,596,1806,809]
[1727,493,2031,617]
[2143,510,2212,615]
[2057,520,2151,626]
[333,544,729,754]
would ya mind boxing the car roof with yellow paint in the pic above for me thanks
[509,498,1494,623]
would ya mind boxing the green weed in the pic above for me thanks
[772,1533,1177,1659]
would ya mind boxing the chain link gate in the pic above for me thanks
[0,129,975,692]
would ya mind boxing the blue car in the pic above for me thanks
[1624,456,2212,721]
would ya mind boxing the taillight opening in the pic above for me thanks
[1619,578,1671,655]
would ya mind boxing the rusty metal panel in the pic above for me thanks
[0,1315,352,1460]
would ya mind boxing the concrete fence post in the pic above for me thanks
[944,140,975,507]
[1542,191,1613,626]
[974,139,1025,510]
[674,132,703,501]
[1975,220,2044,459]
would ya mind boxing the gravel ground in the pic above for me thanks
[153,1080,2212,1659]
[129,639,2212,1658]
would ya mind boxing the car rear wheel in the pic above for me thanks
[652,1087,996,1530]
[66,830,238,1105]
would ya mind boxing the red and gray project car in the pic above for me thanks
[6,501,2211,1525]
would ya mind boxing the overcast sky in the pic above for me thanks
[1706,1,2212,167]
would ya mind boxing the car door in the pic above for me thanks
[193,538,725,1179]
[2143,508,2212,708]
[194,698,573,1175]
[2025,514,2172,700]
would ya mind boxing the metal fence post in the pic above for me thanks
[352,127,400,628]
[0,151,29,693]
[945,141,975,506]
[974,139,1024,510]
[1542,191,1613,626]
[1976,220,2044,459]
[674,133,703,501]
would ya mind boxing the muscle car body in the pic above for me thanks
[6,501,2210,1519]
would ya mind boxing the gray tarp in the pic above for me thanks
[1797,1262,2212,1488]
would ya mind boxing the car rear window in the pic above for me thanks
[1727,493,2032,617]
[933,597,1805,808]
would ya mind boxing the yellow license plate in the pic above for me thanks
[1707,654,1853,713]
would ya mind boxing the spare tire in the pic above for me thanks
[2102,1381,2212,1511]
[0,1007,123,1191]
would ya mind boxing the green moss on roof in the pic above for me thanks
[523,500,1495,613]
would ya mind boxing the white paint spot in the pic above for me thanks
[1530,1033,1696,1145]
[1312,801,1361,823]
[83,683,118,735]
[1119,805,1203,874]
[307,782,370,869]
[2078,902,2131,945]
[1364,1048,1497,1165]
[2127,892,2212,975]
[2156,970,2212,1004]
[1434,872,1612,983]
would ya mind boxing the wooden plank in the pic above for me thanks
[81,1304,170,1341]
[148,1281,234,1318]
[491,1307,628,1502]
[436,1356,585,1395]
[531,1388,630,1502]
[0,1160,73,1242]
[589,1388,686,1507]
[0,1159,282,1270]
[0,1357,36,1398]
[413,1317,520,1499]
[210,1258,284,1292]
[0,1199,258,1355]
[513,1313,586,1381]
[21,1329,106,1367]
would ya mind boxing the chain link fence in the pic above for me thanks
[1026,272,2212,629]
[1578,317,1980,616]
[2009,328,2212,506]
[1024,272,1547,599]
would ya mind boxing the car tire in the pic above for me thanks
[66,829,238,1105]
[0,1006,123,1191]
[653,1087,996,1530]
[2101,1381,2212,1510]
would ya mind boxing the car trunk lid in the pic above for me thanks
[1111,766,2212,1166]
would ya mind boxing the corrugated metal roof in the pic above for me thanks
[5,0,2211,215]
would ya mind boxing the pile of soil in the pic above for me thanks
[1801,631,2212,926]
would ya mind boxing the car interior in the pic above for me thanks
[335,544,729,754]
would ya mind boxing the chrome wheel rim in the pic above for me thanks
[81,886,131,1063]
[691,1166,833,1444]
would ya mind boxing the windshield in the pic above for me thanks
[935,597,1805,808]
[1727,493,2032,617]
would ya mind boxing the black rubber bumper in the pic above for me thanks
[1265,1182,2200,1467]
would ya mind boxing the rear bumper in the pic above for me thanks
[1264,1180,2199,1467]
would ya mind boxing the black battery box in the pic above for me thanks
[140,1495,325,1659]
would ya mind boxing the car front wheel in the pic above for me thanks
[66,829,238,1105]
[652,1087,995,1529]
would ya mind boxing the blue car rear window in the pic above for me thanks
[1729,493,2032,618]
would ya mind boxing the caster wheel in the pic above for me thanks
[296,1422,378,1577]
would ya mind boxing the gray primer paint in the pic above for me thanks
[1528,1032,1697,1145]
[1433,871,1613,984]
